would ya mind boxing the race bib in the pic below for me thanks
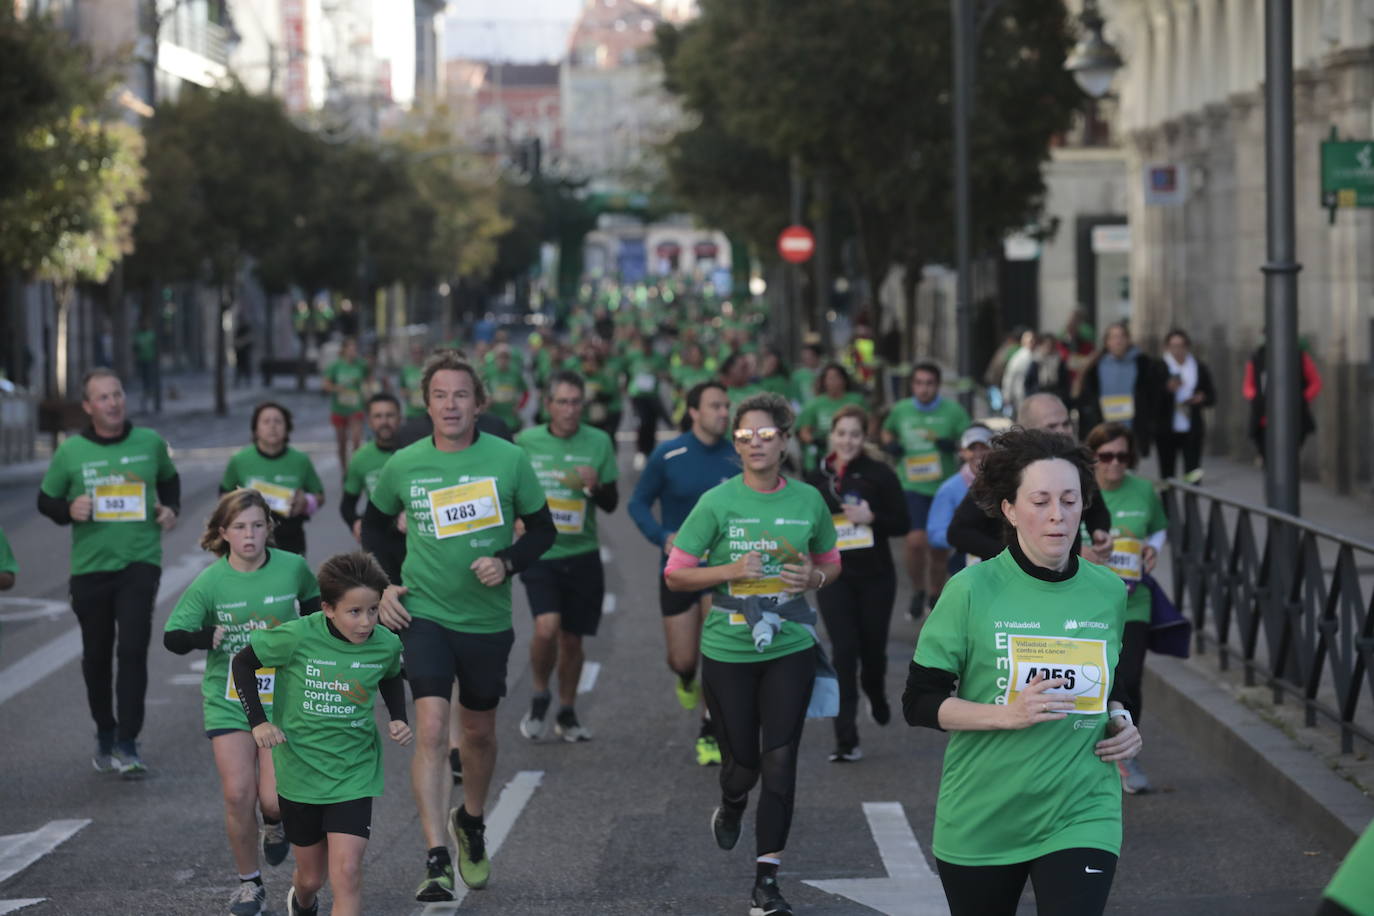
[493,385,516,404]
[337,389,361,408]
[548,496,586,534]
[248,479,294,515]
[1108,537,1143,583]
[1005,635,1110,714]
[428,478,503,539]
[904,452,942,484]
[833,513,874,552]
[92,483,145,522]
[409,387,425,409]
[226,667,276,706]
[1100,394,1134,422]
[727,576,785,598]
[633,372,656,393]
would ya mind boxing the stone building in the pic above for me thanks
[1112,0,1374,493]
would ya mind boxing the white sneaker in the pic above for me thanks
[554,708,593,742]
[228,880,266,916]
[633,452,647,471]
[1118,758,1152,794]
[519,694,551,740]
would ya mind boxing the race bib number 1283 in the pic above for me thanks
[428,478,504,539]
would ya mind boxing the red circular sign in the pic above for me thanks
[777,225,815,264]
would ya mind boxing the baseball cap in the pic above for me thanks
[960,425,995,449]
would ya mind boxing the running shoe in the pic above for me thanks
[448,807,491,890]
[908,590,926,622]
[633,451,647,471]
[711,803,743,850]
[555,707,593,742]
[113,741,147,780]
[92,730,116,773]
[260,821,289,867]
[227,880,266,916]
[828,746,864,763]
[750,876,793,915]
[286,886,318,916]
[414,856,456,902]
[1184,468,1205,485]
[519,693,551,740]
[449,747,463,785]
[695,735,721,766]
[675,677,701,711]
[1118,758,1153,794]
[868,695,891,726]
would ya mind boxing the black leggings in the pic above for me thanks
[817,569,896,749]
[1114,620,1148,724]
[632,394,665,457]
[936,847,1118,916]
[701,647,814,857]
[69,562,162,743]
[1156,429,1203,479]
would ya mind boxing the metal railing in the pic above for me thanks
[1163,480,1374,753]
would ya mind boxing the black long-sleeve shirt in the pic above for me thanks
[803,451,908,577]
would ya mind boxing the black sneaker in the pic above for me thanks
[554,706,593,742]
[750,876,793,915]
[449,747,463,785]
[260,820,289,867]
[711,803,743,850]
[828,745,864,763]
[908,590,927,622]
[868,694,891,726]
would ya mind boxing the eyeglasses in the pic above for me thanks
[1095,450,1131,464]
[733,426,781,443]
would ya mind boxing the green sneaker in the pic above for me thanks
[414,857,455,902]
[675,677,701,711]
[448,807,491,890]
[695,734,721,766]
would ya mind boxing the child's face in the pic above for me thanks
[324,586,382,644]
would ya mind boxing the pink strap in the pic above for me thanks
[303,492,320,518]
[664,546,701,577]
[813,547,841,567]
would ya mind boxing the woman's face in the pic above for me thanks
[822,368,845,397]
[1002,458,1083,569]
[1166,334,1190,363]
[1105,326,1130,358]
[254,408,287,451]
[222,506,269,562]
[1094,436,1131,488]
[829,416,865,463]
[733,409,787,474]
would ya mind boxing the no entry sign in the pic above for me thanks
[777,225,815,264]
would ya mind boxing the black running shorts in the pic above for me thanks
[519,550,605,636]
[278,795,372,846]
[659,574,708,618]
[399,617,514,710]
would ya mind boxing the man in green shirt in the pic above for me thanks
[365,353,555,901]
[881,362,971,619]
[399,340,430,419]
[341,393,403,582]
[515,371,620,743]
[481,344,527,432]
[323,337,368,473]
[37,368,180,778]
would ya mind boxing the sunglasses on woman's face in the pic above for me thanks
[734,426,781,443]
[1096,450,1131,464]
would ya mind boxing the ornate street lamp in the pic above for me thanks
[1065,0,1123,99]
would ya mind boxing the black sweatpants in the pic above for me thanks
[701,647,814,857]
[1114,620,1148,724]
[632,394,665,457]
[936,847,1118,916]
[69,562,162,743]
[1155,429,1203,479]
[817,569,896,750]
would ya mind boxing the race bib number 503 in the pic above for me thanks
[1004,635,1110,714]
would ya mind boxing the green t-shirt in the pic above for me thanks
[343,442,395,505]
[582,367,620,424]
[134,329,156,364]
[673,476,837,664]
[40,427,178,575]
[516,423,618,560]
[671,364,715,394]
[1092,473,1168,624]
[250,612,402,805]
[790,367,817,404]
[220,446,324,518]
[368,432,547,632]
[726,383,765,408]
[483,366,527,429]
[0,527,15,576]
[164,549,319,732]
[797,393,867,470]
[1324,819,1374,916]
[399,364,426,418]
[913,550,1127,866]
[758,374,792,398]
[627,353,667,398]
[325,359,368,416]
[882,397,971,495]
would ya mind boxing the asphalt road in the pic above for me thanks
[0,396,1346,915]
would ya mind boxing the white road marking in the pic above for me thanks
[577,661,601,695]
[601,593,616,615]
[0,550,209,708]
[190,658,206,672]
[0,819,90,886]
[0,900,44,914]
[804,802,946,915]
[0,599,68,624]
[599,546,612,563]
[168,674,202,686]
[414,770,544,915]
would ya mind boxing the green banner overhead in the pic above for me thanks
[1320,140,1374,208]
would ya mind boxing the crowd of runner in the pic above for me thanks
[10,284,1370,916]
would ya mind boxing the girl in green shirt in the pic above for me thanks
[164,490,321,915]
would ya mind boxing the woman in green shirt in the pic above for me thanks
[904,428,1142,916]
[666,393,841,916]
[220,402,326,557]
[164,490,321,916]
[1085,421,1168,796]
[323,337,368,472]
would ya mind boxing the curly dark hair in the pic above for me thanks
[732,392,794,434]
[251,401,293,443]
[969,428,1096,529]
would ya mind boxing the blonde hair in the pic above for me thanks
[200,489,275,556]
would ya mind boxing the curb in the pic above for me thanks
[1143,653,1373,854]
